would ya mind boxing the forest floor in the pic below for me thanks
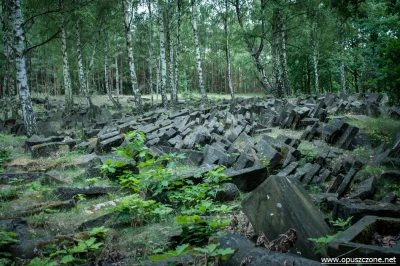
[1,93,400,265]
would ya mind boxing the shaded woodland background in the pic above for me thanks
[1,0,400,116]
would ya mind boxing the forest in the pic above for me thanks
[0,0,400,265]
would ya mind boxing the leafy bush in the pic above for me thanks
[174,215,231,246]
[112,194,172,225]
[0,148,11,173]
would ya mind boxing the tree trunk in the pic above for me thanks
[281,21,291,96]
[123,0,141,110]
[147,0,154,106]
[340,60,345,93]
[60,0,73,113]
[272,7,282,96]
[234,0,274,96]
[174,0,182,103]
[104,40,120,108]
[156,58,160,104]
[115,55,120,104]
[311,22,319,94]
[2,0,15,119]
[2,0,13,99]
[74,0,92,108]
[191,0,207,102]
[224,0,234,99]
[158,0,168,106]
[9,0,37,136]
[168,0,176,104]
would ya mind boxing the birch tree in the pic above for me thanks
[224,0,234,99]
[272,5,282,97]
[158,0,168,106]
[174,0,182,103]
[9,0,37,136]
[280,17,291,96]
[2,0,14,119]
[114,35,121,105]
[167,0,176,103]
[74,0,92,108]
[312,22,319,93]
[234,0,275,96]
[147,0,154,106]
[123,0,141,111]
[60,0,73,113]
[191,0,207,102]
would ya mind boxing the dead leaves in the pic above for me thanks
[371,232,400,248]
[255,229,298,253]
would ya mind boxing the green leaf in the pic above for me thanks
[60,255,75,264]
[176,244,190,255]
[215,247,235,256]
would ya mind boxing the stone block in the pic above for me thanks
[242,175,331,260]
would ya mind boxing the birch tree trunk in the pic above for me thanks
[60,0,73,113]
[9,0,37,136]
[174,0,182,103]
[158,0,168,107]
[272,7,282,97]
[224,0,234,99]
[105,41,120,108]
[168,0,176,104]
[2,0,13,119]
[156,57,160,104]
[2,1,13,99]
[115,55,120,103]
[312,22,319,94]
[191,0,207,102]
[147,0,154,106]
[74,0,92,108]
[123,0,141,111]
[340,60,345,93]
[234,0,274,96]
[281,22,291,96]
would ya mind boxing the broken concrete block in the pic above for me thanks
[242,175,331,260]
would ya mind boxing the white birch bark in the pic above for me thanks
[234,0,274,95]
[174,0,182,103]
[281,24,291,96]
[60,4,73,113]
[191,0,207,102]
[340,60,345,93]
[168,0,176,103]
[312,22,319,94]
[224,0,234,99]
[2,1,11,119]
[272,7,282,97]
[147,0,154,106]
[123,0,141,110]
[115,55,120,103]
[9,0,37,136]
[158,0,168,106]
[74,0,92,108]
[2,1,12,99]
[156,57,160,104]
